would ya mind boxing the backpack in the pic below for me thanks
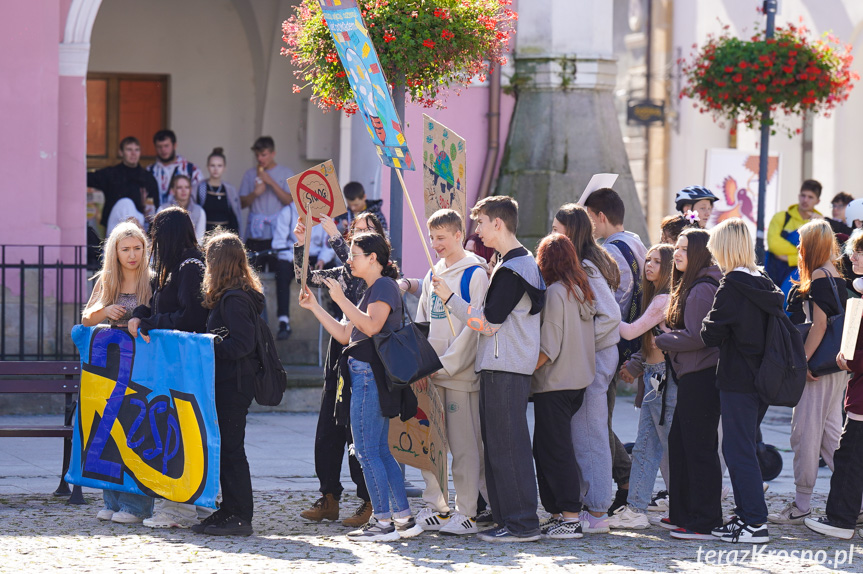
[219,291,288,406]
[609,240,643,365]
[425,264,481,303]
[755,310,807,407]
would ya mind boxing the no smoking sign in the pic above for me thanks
[287,160,347,224]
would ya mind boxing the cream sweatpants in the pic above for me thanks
[421,386,487,517]
[790,370,848,495]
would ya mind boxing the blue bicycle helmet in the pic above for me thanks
[675,185,719,213]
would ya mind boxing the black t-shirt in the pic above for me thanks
[350,276,402,343]
[788,274,847,323]
[484,246,529,324]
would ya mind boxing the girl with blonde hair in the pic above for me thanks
[190,230,264,537]
[768,219,848,527]
[703,218,783,544]
[81,220,154,523]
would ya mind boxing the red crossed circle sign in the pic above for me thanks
[295,169,334,224]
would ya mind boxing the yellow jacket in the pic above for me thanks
[766,204,822,267]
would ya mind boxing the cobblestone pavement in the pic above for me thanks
[1,489,860,573]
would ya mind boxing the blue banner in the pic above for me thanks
[319,0,415,171]
[66,325,220,508]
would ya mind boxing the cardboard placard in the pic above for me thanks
[841,298,863,361]
[287,160,347,225]
[318,0,414,171]
[388,380,448,496]
[578,173,619,205]
[422,114,467,219]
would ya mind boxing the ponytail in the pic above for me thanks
[382,260,400,280]
[352,232,398,278]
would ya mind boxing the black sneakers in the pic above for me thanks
[191,509,229,534]
[716,519,769,544]
[804,516,856,540]
[277,320,291,340]
[203,514,253,537]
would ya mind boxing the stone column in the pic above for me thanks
[496,0,649,249]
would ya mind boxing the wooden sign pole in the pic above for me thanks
[395,169,456,336]
[300,200,313,292]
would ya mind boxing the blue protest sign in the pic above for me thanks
[318,0,415,171]
[66,325,220,508]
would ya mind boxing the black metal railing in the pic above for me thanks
[0,245,92,361]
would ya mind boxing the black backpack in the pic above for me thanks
[755,309,807,407]
[609,240,643,366]
[219,291,288,406]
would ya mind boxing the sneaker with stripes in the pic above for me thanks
[416,507,450,531]
[439,512,478,535]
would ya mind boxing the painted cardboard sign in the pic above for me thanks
[318,0,415,171]
[841,299,863,361]
[388,380,448,495]
[422,114,467,219]
[66,325,220,507]
[287,160,347,225]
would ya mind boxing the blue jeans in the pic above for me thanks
[628,362,677,511]
[102,490,154,518]
[348,357,410,521]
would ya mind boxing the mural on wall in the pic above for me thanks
[66,326,220,508]
[705,148,781,235]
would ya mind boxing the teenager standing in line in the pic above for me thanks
[434,196,546,543]
[702,218,778,544]
[552,204,621,533]
[654,228,723,540]
[532,233,601,540]
[806,229,863,539]
[197,148,241,234]
[192,231,264,537]
[293,214,385,529]
[82,221,154,524]
[414,209,490,535]
[127,207,210,529]
[769,220,848,525]
[611,244,675,530]
[299,233,423,542]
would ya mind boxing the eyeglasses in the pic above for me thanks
[347,252,370,260]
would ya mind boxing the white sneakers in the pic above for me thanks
[608,506,650,530]
[416,507,451,531]
[96,509,142,523]
[767,502,811,525]
[143,512,200,529]
[439,512,478,535]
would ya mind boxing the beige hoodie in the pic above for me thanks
[416,252,490,392]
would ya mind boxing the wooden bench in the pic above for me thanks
[0,361,85,503]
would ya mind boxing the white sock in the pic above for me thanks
[393,516,410,524]
[278,315,289,324]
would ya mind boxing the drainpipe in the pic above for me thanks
[472,63,502,232]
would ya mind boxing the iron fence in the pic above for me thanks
[0,245,93,361]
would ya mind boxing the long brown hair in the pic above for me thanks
[640,244,674,350]
[666,228,713,329]
[796,219,839,297]
[555,203,620,292]
[536,233,594,303]
[202,230,263,309]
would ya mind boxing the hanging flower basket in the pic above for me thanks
[680,21,858,136]
[281,0,517,114]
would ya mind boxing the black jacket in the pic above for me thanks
[701,270,785,393]
[208,288,265,387]
[132,248,208,335]
[88,163,159,227]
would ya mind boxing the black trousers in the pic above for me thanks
[607,379,632,488]
[826,418,863,528]
[534,389,586,514]
[215,379,254,523]
[275,258,299,319]
[316,387,370,502]
[668,367,723,534]
[720,390,769,525]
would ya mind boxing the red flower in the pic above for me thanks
[441,29,455,40]
[724,66,735,73]
[733,74,743,83]
[383,32,396,43]
[756,84,767,92]
[423,39,436,49]
[739,61,748,68]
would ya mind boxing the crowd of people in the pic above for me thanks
[84,138,863,545]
